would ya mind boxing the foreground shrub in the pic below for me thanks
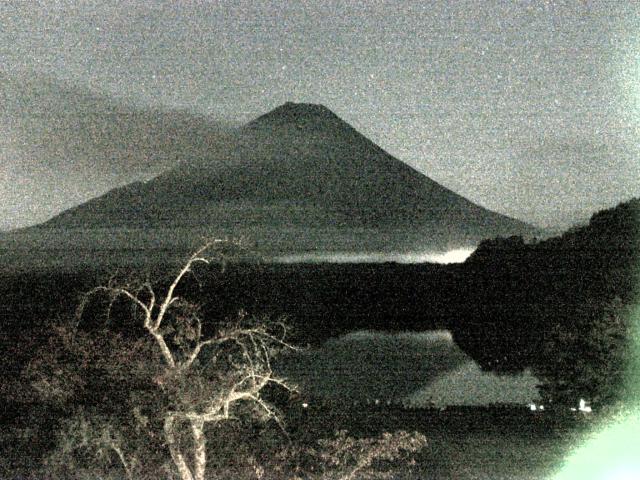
[25,242,297,480]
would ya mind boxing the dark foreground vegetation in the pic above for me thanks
[0,198,638,478]
[453,198,640,407]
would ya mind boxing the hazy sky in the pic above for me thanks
[1,0,639,229]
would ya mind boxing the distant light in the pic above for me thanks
[579,399,593,413]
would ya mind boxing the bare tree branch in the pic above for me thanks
[69,241,297,480]
[154,242,215,332]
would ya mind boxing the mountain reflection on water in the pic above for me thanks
[278,330,540,407]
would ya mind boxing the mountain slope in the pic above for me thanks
[39,102,535,245]
[0,72,235,230]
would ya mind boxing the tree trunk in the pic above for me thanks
[191,419,207,480]
[164,415,195,480]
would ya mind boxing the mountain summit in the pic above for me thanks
[36,102,535,253]
[246,102,343,129]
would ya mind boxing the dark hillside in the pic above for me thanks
[451,198,640,377]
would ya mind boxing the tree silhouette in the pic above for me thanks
[28,241,297,480]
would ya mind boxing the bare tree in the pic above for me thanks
[70,240,298,480]
[25,242,428,479]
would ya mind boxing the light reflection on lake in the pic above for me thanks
[271,248,476,264]
[0,226,478,270]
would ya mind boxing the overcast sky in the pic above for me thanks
[1,0,639,230]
